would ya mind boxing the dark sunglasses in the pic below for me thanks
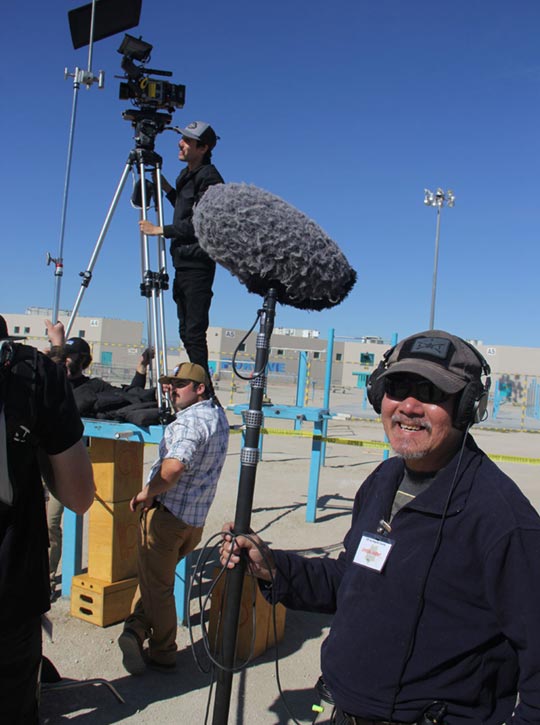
[170,379,194,389]
[384,376,449,404]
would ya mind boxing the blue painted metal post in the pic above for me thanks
[383,333,399,461]
[295,352,308,431]
[321,329,334,465]
[60,509,84,598]
[174,553,192,625]
[306,416,324,522]
[492,380,500,420]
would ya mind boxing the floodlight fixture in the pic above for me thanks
[423,187,456,329]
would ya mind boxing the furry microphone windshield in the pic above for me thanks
[192,183,357,310]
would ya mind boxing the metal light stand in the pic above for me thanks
[424,188,455,330]
[65,124,171,410]
[212,289,277,725]
[47,0,104,324]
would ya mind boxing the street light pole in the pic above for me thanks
[424,188,455,329]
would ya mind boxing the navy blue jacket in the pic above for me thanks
[163,162,223,269]
[269,437,540,723]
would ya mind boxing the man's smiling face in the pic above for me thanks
[381,374,463,472]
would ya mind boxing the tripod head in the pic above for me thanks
[123,108,173,151]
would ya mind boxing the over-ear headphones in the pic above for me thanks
[366,337,491,431]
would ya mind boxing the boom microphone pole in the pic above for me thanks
[212,289,277,724]
[193,182,357,724]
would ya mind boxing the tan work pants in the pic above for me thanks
[125,506,203,665]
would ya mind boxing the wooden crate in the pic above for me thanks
[88,499,139,582]
[89,438,144,503]
[208,571,286,662]
[70,574,138,627]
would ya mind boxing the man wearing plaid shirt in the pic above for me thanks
[118,362,229,675]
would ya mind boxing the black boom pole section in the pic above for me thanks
[212,289,277,725]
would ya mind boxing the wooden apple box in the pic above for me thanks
[70,574,138,627]
[208,570,286,662]
[88,499,139,582]
[89,438,144,503]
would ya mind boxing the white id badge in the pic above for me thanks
[353,533,394,572]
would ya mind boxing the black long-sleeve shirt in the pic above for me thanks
[163,162,223,269]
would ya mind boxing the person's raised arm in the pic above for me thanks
[44,319,66,361]
[48,439,95,514]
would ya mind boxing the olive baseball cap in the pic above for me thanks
[378,330,485,393]
[159,362,210,387]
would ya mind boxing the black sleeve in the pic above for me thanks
[129,371,146,388]
[35,354,84,455]
[163,166,224,243]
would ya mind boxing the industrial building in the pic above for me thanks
[3,309,540,394]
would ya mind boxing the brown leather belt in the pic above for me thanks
[153,501,171,514]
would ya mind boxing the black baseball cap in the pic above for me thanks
[178,121,220,149]
[378,330,485,394]
[0,315,25,341]
[63,337,91,356]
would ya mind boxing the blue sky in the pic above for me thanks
[1,1,539,347]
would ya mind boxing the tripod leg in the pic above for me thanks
[152,163,170,383]
[137,155,169,412]
[65,161,134,338]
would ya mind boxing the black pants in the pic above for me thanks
[173,265,215,372]
[0,616,42,724]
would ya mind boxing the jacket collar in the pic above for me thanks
[379,435,483,518]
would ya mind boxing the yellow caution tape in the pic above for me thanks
[230,427,540,464]
[487,454,540,465]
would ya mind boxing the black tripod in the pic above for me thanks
[66,109,174,410]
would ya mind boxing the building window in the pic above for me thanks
[78,330,86,338]
[238,343,246,352]
[24,327,30,334]
[14,326,20,333]
[335,353,342,362]
[277,349,284,356]
[360,353,375,365]
[313,352,320,360]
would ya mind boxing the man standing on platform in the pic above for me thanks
[138,121,223,377]
[118,362,229,674]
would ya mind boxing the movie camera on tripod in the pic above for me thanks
[66,33,187,417]
[116,33,186,152]
[118,33,186,114]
